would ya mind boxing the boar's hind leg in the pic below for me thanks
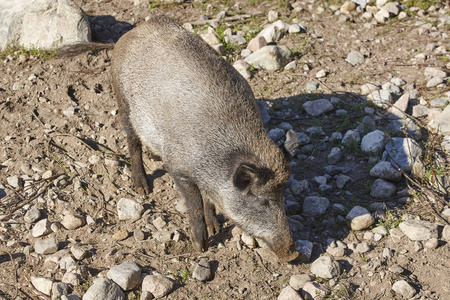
[127,130,151,195]
[172,175,208,252]
[202,193,220,237]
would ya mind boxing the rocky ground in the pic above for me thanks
[1,0,450,299]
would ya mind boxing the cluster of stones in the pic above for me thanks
[182,10,307,78]
[24,196,215,299]
[333,0,450,32]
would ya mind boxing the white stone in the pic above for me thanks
[361,130,386,155]
[346,206,375,230]
[392,280,416,298]
[278,286,303,300]
[399,220,439,241]
[0,0,91,51]
[61,214,86,230]
[302,99,333,116]
[32,218,52,237]
[141,274,174,298]
[107,262,141,291]
[117,198,144,221]
[244,45,292,71]
[35,237,59,255]
[83,278,125,300]
[31,276,53,296]
[310,256,340,279]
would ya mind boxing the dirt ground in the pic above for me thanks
[1,0,450,299]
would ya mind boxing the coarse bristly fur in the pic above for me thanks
[111,15,299,262]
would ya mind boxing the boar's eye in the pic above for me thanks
[256,197,269,207]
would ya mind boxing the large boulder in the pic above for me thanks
[0,0,91,51]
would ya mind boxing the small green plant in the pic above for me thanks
[376,207,402,232]
[0,46,57,60]
[146,0,161,8]
[360,254,368,262]
[80,276,93,292]
[404,0,440,10]
[172,269,192,284]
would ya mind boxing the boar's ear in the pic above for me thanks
[282,129,299,160]
[233,163,273,193]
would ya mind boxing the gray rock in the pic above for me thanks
[336,175,351,189]
[257,20,290,43]
[302,196,330,217]
[424,66,447,79]
[279,122,293,131]
[284,61,296,70]
[341,130,361,147]
[315,69,327,78]
[289,24,306,33]
[392,280,416,298]
[335,109,347,116]
[63,107,75,117]
[107,262,141,291]
[244,45,291,71]
[429,97,449,108]
[425,237,438,249]
[355,242,370,253]
[367,89,392,108]
[382,137,422,172]
[31,276,53,296]
[361,130,387,155]
[70,245,87,260]
[310,256,340,279]
[345,50,365,65]
[289,274,314,291]
[117,198,144,221]
[0,0,91,51]
[247,36,267,52]
[52,282,70,300]
[391,77,406,86]
[426,77,444,87]
[383,2,400,15]
[295,240,313,262]
[370,178,396,198]
[356,116,376,135]
[24,206,41,223]
[302,99,333,116]
[200,32,220,46]
[153,231,173,242]
[224,35,247,46]
[32,218,52,238]
[278,286,302,300]
[442,225,450,241]
[134,229,145,242]
[302,281,330,299]
[290,179,310,196]
[296,132,311,145]
[306,82,319,91]
[192,257,212,281]
[346,206,375,230]
[268,128,286,142]
[83,278,125,300]
[412,105,428,117]
[429,105,450,135]
[399,220,439,241]
[370,161,401,181]
[61,214,86,230]
[327,147,343,164]
[141,274,174,298]
[330,132,343,142]
[35,237,59,255]
[388,117,422,140]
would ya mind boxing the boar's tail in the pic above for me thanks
[58,42,115,58]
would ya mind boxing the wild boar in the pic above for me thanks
[111,15,299,262]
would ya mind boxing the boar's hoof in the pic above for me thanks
[134,177,151,195]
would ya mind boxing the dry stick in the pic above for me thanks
[384,150,449,225]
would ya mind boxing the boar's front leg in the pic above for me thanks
[202,192,220,237]
[127,131,151,195]
[172,175,208,252]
